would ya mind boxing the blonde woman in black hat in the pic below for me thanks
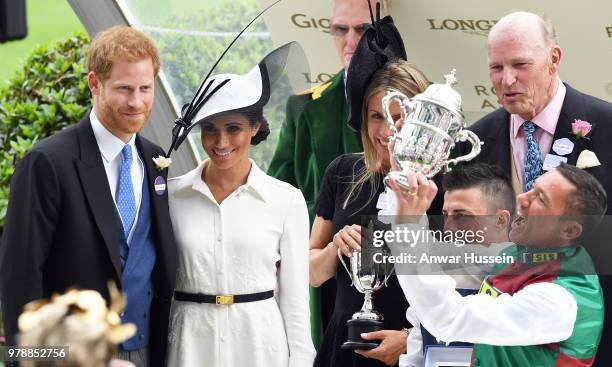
[309,60,430,367]
[307,6,431,366]
[164,43,315,367]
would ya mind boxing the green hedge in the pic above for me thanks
[0,31,89,345]
[0,33,91,228]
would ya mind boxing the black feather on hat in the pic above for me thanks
[164,1,284,158]
[346,1,407,132]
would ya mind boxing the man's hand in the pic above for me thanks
[355,329,408,366]
[387,170,438,217]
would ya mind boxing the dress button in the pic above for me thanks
[139,334,144,340]
[220,336,227,342]
[473,358,480,366]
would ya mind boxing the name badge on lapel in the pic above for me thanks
[552,138,574,156]
[543,154,567,171]
[154,176,167,196]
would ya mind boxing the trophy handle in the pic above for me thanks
[383,266,395,288]
[337,248,355,287]
[381,91,413,142]
[445,129,483,169]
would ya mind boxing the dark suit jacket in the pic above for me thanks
[467,83,612,196]
[0,115,178,366]
[467,83,612,366]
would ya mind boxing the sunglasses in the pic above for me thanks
[330,23,370,38]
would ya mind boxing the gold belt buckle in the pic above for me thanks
[216,295,234,305]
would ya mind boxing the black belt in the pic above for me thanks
[174,290,274,305]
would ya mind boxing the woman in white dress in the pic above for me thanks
[165,45,315,366]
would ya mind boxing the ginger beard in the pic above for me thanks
[91,58,155,140]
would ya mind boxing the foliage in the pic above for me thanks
[0,33,90,228]
[0,0,85,84]
[153,1,290,170]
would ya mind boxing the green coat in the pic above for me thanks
[268,71,362,221]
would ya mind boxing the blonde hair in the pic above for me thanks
[343,60,430,210]
[86,25,160,81]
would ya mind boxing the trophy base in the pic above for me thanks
[341,341,380,350]
[341,318,384,350]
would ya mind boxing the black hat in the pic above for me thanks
[346,3,407,132]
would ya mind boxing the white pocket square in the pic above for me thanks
[576,149,601,169]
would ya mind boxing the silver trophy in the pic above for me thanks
[382,69,482,190]
[338,224,393,350]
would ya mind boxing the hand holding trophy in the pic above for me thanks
[382,69,482,191]
[338,221,394,350]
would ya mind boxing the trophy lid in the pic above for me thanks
[413,69,463,118]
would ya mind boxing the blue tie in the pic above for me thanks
[523,121,543,192]
[116,145,137,240]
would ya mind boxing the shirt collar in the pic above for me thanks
[511,79,566,138]
[176,158,269,203]
[243,159,269,203]
[90,109,137,162]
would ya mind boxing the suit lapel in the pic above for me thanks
[553,84,595,166]
[478,108,512,175]
[74,117,122,280]
[135,137,166,238]
[136,137,178,295]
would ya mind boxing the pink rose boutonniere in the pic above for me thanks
[571,119,592,139]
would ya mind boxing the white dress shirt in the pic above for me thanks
[90,110,144,243]
[166,159,315,367]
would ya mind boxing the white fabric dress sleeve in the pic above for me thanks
[397,273,577,346]
[278,189,316,367]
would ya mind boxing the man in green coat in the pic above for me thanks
[268,0,387,347]
[268,0,384,218]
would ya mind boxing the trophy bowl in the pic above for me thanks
[338,230,393,350]
[382,69,482,191]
